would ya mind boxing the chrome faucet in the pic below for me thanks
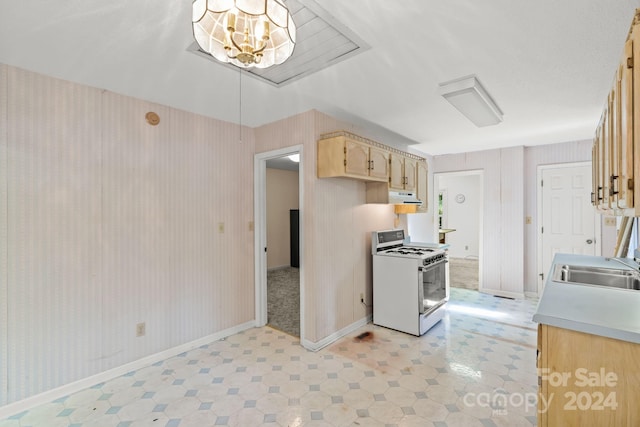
[606,257,640,271]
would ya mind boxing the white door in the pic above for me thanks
[540,164,598,290]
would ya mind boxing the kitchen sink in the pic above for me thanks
[553,264,640,290]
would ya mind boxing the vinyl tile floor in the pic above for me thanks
[0,288,539,427]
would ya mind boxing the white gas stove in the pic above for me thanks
[371,229,448,336]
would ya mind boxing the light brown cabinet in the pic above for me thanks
[537,324,640,426]
[318,134,389,182]
[416,160,428,212]
[592,10,639,215]
[389,154,416,191]
[318,131,428,208]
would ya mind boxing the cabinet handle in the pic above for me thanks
[610,175,619,196]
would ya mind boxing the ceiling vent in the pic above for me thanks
[188,0,370,86]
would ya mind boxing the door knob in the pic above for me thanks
[586,239,593,244]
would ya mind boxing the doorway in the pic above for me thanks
[434,171,483,291]
[254,146,304,342]
[537,162,600,294]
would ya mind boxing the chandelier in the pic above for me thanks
[192,0,296,69]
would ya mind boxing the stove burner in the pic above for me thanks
[384,247,435,256]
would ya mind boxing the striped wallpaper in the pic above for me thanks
[0,65,398,408]
[254,112,396,343]
[1,61,601,410]
[435,141,604,297]
[434,147,525,298]
[1,65,255,405]
[1,64,9,407]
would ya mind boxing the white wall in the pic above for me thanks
[523,140,615,293]
[255,112,397,343]
[427,139,615,296]
[266,168,299,269]
[406,156,436,244]
[0,65,404,411]
[438,173,481,258]
[0,65,257,407]
[433,147,525,299]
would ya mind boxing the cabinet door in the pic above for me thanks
[592,141,599,207]
[416,161,428,212]
[403,158,417,191]
[600,106,611,211]
[369,147,389,180]
[619,39,634,209]
[345,139,370,177]
[540,325,640,426]
[537,324,548,426]
[610,70,621,208]
[389,154,405,190]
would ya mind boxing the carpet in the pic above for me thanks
[267,266,300,337]
[449,257,479,290]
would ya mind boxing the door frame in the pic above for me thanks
[254,145,305,345]
[536,161,601,295]
[433,170,484,292]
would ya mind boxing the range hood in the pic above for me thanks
[389,190,422,206]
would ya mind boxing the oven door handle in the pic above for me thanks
[418,267,426,314]
[421,258,448,271]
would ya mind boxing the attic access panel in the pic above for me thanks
[188,0,370,87]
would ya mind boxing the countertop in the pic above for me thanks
[533,253,640,344]
[438,228,456,234]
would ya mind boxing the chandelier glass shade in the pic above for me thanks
[192,0,296,68]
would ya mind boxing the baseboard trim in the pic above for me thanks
[302,315,373,352]
[0,320,255,420]
[480,289,525,300]
[524,291,539,299]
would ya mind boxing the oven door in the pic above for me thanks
[418,258,447,314]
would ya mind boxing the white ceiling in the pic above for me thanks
[1,1,638,155]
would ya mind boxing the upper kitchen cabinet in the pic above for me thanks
[317,132,389,182]
[389,154,417,191]
[416,160,428,213]
[592,11,639,215]
[317,131,428,207]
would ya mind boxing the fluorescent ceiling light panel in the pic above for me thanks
[439,75,503,127]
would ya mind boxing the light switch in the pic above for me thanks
[218,222,225,233]
[525,216,532,225]
[248,221,254,231]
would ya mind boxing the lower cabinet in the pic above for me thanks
[537,324,640,426]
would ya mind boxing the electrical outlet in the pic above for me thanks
[218,222,225,233]
[136,322,146,337]
[604,217,616,226]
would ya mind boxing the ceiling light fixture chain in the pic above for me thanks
[239,67,242,143]
[192,0,296,69]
